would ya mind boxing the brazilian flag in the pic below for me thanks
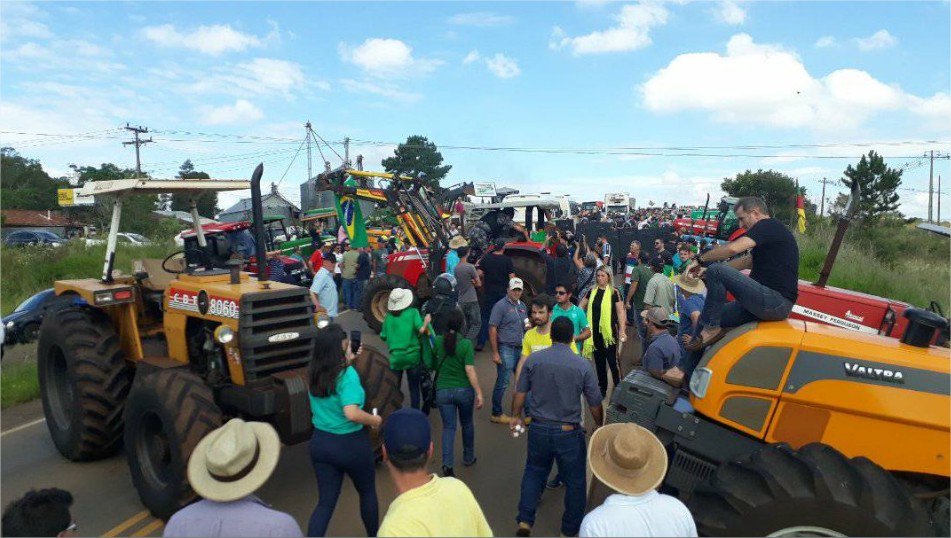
[335,175,369,248]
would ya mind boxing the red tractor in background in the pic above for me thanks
[314,167,553,333]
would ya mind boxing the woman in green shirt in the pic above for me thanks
[307,324,382,537]
[432,309,484,477]
[380,288,431,410]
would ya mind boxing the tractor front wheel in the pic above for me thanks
[362,275,414,333]
[689,443,934,537]
[38,306,132,461]
[124,369,222,520]
[352,345,404,459]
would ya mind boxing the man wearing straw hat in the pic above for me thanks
[580,424,697,537]
[164,419,302,537]
[672,270,706,380]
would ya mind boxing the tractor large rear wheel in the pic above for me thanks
[362,275,414,333]
[38,306,133,461]
[689,443,934,536]
[352,345,404,459]
[124,369,222,520]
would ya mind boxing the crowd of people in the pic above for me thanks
[2,196,800,538]
[576,204,704,231]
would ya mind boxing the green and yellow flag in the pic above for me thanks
[335,175,370,247]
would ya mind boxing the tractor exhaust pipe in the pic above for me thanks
[250,163,269,283]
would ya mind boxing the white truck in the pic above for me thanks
[604,192,635,218]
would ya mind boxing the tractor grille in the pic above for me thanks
[238,287,318,382]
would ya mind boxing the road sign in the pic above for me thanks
[58,188,94,206]
[473,182,497,197]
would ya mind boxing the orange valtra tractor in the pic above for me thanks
[608,310,950,535]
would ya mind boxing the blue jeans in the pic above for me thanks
[701,263,794,329]
[436,387,476,468]
[516,423,587,536]
[353,279,367,309]
[392,366,422,410]
[308,428,378,537]
[492,344,520,416]
[342,278,358,309]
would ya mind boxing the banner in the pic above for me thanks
[796,195,807,233]
[335,176,369,247]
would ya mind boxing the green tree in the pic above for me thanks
[169,159,217,217]
[381,135,451,189]
[841,150,902,219]
[0,147,70,210]
[68,163,167,237]
[721,169,804,222]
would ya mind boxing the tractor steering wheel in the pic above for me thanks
[162,248,210,274]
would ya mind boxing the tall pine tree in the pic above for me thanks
[841,151,902,218]
[381,135,451,190]
[170,159,217,217]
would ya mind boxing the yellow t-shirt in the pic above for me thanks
[378,475,493,537]
[521,326,580,355]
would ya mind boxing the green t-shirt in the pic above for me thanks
[309,366,365,434]
[431,336,475,390]
[342,249,361,279]
[382,308,424,370]
[630,265,654,312]
[550,304,587,353]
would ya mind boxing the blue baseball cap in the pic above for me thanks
[383,408,431,459]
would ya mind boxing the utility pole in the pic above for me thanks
[818,177,834,218]
[122,123,153,177]
[344,137,351,167]
[928,150,934,223]
[305,121,313,181]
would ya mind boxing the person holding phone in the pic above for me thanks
[307,324,382,537]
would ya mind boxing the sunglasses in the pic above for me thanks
[555,291,567,296]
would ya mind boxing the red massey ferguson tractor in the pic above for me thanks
[313,167,553,332]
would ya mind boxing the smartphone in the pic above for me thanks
[350,330,361,353]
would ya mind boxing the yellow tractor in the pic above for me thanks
[609,312,950,535]
[36,165,402,519]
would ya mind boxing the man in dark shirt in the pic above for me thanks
[355,246,372,309]
[687,196,799,350]
[511,317,604,538]
[476,238,516,349]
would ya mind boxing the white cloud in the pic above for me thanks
[550,1,669,55]
[814,36,837,48]
[339,38,441,78]
[640,33,945,132]
[183,58,317,99]
[485,53,521,78]
[339,79,422,103]
[854,29,898,51]
[141,24,265,56]
[0,2,53,42]
[200,99,264,125]
[448,12,515,27]
[463,50,482,65]
[714,1,747,25]
[4,39,125,73]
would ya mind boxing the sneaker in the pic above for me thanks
[516,522,532,537]
[463,457,478,467]
[442,466,455,477]
[546,478,565,489]
[490,414,512,424]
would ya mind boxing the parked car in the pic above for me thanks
[2,289,80,349]
[3,230,66,247]
[84,232,152,246]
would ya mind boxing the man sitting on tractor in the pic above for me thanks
[686,196,799,351]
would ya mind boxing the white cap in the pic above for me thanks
[509,277,524,290]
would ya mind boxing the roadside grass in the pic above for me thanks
[1,240,178,316]
[798,222,950,312]
[1,360,39,409]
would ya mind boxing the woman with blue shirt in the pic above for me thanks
[307,324,382,537]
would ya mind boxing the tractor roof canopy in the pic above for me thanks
[75,178,250,197]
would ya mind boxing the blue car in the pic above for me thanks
[2,289,81,348]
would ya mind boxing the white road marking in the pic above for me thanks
[1,417,46,437]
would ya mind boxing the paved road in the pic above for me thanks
[2,309,632,536]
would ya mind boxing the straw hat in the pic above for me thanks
[449,236,469,249]
[674,270,706,295]
[187,418,281,502]
[388,288,414,311]
[588,423,668,497]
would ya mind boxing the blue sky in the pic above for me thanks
[1,1,949,217]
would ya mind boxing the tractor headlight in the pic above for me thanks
[5,321,14,330]
[689,367,712,399]
[214,325,235,344]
